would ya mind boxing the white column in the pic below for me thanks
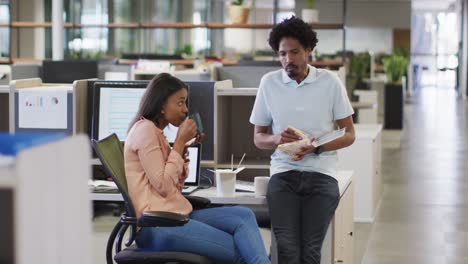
[52,0,64,60]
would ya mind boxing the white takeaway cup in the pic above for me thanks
[215,169,237,197]
[254,176,270,197]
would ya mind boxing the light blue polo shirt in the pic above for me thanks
[249,65,354,179]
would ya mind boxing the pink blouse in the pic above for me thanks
[124,118,192,218]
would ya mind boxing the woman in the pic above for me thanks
[124,73,270,264]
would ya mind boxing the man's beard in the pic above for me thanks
[285,64,298,78]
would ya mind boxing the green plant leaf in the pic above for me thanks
[382,55,409,84]
[231,0,244,6]
[349,52,370,80]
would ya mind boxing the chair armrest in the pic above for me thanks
[185,195,211,209]
[138,211,189,227]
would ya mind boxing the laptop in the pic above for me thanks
[181,143,202,195]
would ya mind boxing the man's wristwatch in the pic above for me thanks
[314,145,324,155]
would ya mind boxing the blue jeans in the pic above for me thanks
[136,206,270,264]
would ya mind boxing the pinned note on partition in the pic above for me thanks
[18,87,69,129]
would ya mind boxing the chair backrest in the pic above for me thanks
[92,133,136,217]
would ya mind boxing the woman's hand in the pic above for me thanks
[176,118,197,143]
[186,133,205,147]
[182,146,190,162]
[173,118,197,157]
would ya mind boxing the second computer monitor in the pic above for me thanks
[91,82,147,141]
[42,60,98,83]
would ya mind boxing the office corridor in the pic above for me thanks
[360,87,468,263]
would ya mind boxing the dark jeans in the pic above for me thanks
[267,170,339,264]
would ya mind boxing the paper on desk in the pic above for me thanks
[18,87,68,129]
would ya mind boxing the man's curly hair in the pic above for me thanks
[268,16,318,52]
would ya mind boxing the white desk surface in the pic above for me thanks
[351,101,377,109]
[363,77,386,83]
[0,85,9,93]
[91,171,353,203]
[354,124,383,140]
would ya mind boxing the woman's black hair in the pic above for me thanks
[268,16,318,52]
[128,73,188,131]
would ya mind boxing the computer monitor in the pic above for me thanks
[185,143,201,186]
[42,60,98,83]
[91,81,148,142]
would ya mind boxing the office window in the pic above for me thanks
[412,11,459,88]
[0,4,9,58]
[76,0,109,57]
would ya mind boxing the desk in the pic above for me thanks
[351,101,376,109]
[0,85,9,93]
[353,90,378,124]
[90,188,265,204]
[91,171,353,203]
[91,171,353,264]
[338,124,382,222]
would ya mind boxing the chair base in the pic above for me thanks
[115,245,214,264]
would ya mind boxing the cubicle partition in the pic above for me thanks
[9,78,93,136]
[0,66,11,132]
[216,66,281,87]
[0,134,92,264]
[11,64,41,80]
[9,79,74,135]
[98,63,131,80]
[0,85,8,132]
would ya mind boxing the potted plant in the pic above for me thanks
[302,0,319,23]
[382,55,409,129]
[228,0,250,24]
[349,52,371,90]
[176,44,194,59]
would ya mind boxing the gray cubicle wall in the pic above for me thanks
[174,72,211,82]
[97,64,132,80]
[11,64,41,80]
[14,92,73,135]
[0,89,8,132]
[216,66,281,87]
[0,188,14,264]
[185,81,215,161]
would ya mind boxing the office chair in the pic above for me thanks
[92,133,214,264]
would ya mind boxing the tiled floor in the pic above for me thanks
[360,87,468,264]
[93,86,468,263]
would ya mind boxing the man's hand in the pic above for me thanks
[274,127,303,145]
[292,137,316,161]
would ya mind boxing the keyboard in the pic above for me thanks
[182,186,199,195]
[235,180,255,193]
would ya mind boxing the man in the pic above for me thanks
[249,16,355,264]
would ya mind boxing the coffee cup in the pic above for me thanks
[254,176,270,197]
